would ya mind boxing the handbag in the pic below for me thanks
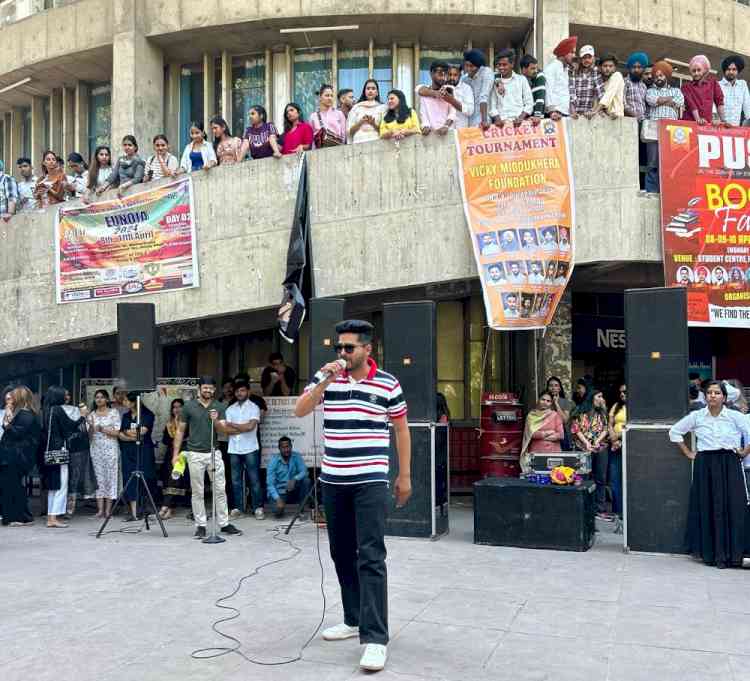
[314,112,345,148]
[43,407,70,466]
[640,118,659,143]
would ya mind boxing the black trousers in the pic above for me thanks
[323,482,388,645]
[0,461,32,524]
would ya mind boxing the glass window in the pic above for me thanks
[214,57,222,122]
[180,63,204,150]
[88,84,111,160]
[418,49,465,87]
[373,48,393,99]
[293,48,332,120]
[437,301,465,419]
[337,48,368,100]
[232,54,266,138]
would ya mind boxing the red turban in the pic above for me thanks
[553,37,578,58]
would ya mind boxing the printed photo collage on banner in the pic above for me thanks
[660,120,750,327]
[456,120,575,330]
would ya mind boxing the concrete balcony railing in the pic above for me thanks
[0,117,659,356]
[0,0,78,26]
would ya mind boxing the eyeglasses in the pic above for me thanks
[334,343,365,354]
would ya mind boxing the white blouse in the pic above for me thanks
[669,407,750,452]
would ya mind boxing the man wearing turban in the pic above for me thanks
[543,36,577,119]
[682,55,728,126]
[719,55,750,126]
[624,52,649,121]
[643,61,684,192]
[461,49,494,128]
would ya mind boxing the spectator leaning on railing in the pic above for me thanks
[0,160,19,223]
[488,48,533,128]
[718,55,750,127]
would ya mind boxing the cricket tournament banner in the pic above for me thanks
[660,121,750,327]
[55,178,199,303]
[456,121,575,330]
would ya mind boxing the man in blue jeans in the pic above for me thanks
[266,436,311,518]
[220,380,264,520]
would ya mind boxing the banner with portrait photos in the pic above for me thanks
[455,121,575,330]
[659,121,750,327]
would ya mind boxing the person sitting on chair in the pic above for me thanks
[266,436,311,518]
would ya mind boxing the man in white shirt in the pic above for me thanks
[544,36,578,119]
[220,380,264,520]
[719,55,750,126]
[489,48,533,127]
[528,261,545,284]
[461,49,494,128]
[506,261,527,285]
[447,64,475,128]
[15,157,37,212]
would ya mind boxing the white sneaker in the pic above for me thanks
[254,508,265,520]
[360,643,387,671]
[322,623,359,641]
[229,509,242,519]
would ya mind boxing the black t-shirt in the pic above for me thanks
[261,366,297,396]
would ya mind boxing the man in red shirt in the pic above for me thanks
[682,55,729,126]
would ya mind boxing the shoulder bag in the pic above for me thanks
[314,112,346,148]
[43,407,70,466]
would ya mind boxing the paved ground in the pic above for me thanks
[1,499,749,681]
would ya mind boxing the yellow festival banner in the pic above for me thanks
[455,121,575,330]
[55,177,199,303]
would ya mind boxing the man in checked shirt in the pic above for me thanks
[569,44,604,119]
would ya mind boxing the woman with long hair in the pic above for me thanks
[86,145,113,197]
[607,384,627,520]
[63,389,97,516]
[118,391,157,521]
[211,116,244,165]
[670,380,750,568]
[348,79,386,144]
[310,84,347,148]
[179,121,217,173]
[34,150,67,208]
[520,391,564,474]
[379,89,421,140]
[144,134,179,182]
[87,389,121,519]
[102,135,145,198]
[41,385,87,528]
[281,103,314,155]
[570,387,609,505]
[0,386,40,526]
[64,152,89,199]
[158,398,189,519]
[238,107,282,160]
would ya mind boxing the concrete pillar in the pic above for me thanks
[202,52,215,131]
[9,108,23,165]
[539,290,572,394]
[30,95,46,166]
[62,86,75,158]
[75,81,89,157]
[49,89,63,153]
[536,0,570,68]
[111,0,165,153]
[1,113,10,169]
[221,50,232,124]
[164,63,180,153]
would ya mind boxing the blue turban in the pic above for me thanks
[626,52,649,69]
[463,49,486,68]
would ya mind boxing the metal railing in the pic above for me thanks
[0,0,79,27]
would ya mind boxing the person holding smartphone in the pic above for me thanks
[261,352,297,397]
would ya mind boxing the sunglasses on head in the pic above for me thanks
[334,343,365,354]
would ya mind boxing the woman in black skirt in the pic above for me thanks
[669,380,750,568]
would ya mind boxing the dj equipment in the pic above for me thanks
[383,301,437,422]
[623,424,692,554]
[385,423,449,539]
[530,451,583,475]
[309,297,345,378]
[474,478,595,551]
[117,302,157,392]
[625,287,688,423]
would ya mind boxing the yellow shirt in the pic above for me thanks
[379,110,422,137]
[610,404,627,438]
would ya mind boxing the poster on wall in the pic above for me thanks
[55,178,199,303]
[259,397,323,468]
[455,120,575,330]
[659,121,750,327]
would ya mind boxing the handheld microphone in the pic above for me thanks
[323,358,347,378]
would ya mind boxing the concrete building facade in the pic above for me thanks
[0,0,743,425]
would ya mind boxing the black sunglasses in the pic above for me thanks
[334,343,365,354]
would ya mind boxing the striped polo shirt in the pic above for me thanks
[305,358,407,485]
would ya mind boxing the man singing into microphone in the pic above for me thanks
[295,320,411,673]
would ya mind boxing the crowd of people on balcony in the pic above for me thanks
[1,38,748,221]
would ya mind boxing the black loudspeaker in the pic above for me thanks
[624,425,692,554]
[625,287,688,423]
[383,302,436,422]
[473,478,595,551]
[385,423,449,539]
[117,303,156,392]
[309,297,345,379]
